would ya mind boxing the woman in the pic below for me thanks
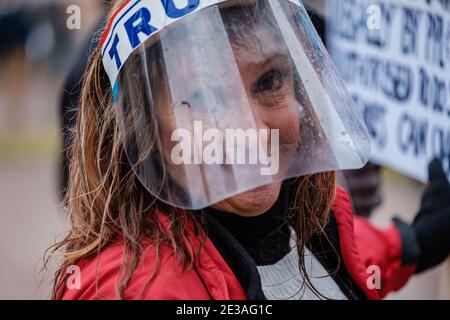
[50,0,450,300]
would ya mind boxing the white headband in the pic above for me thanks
[100,0,302,88]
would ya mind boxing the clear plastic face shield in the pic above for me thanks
[101,0,370,209]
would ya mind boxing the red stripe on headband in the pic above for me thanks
[100,0,131,48]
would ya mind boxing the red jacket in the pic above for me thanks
[61,186,416,300]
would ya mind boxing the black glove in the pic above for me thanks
[393,159,450,273]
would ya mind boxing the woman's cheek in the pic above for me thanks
[263,98,301,146]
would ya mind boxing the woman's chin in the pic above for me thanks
[212,182,282,217]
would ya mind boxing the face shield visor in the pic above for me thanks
[101,0,370,210]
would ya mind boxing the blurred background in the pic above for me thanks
[0,0,448,299]
[0,0,103,299]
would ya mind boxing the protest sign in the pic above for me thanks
[327,0,450,182]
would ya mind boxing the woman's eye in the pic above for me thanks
[252,69,287,94]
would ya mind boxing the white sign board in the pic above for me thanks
[327,0,450,182]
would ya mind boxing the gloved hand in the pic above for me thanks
[393,159,450,273]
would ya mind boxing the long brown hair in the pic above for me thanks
[46,0,338,300]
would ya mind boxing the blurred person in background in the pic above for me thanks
[0,8,32,133]
[60,1,110,196]
[50,0,450,300]
[1,3,76,134]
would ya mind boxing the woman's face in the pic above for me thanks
[155,9,300,216]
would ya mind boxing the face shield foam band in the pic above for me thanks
[101,0,370,209]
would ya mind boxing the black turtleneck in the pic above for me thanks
[203,185,292,266]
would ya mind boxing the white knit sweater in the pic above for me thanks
[257,232,347,300]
